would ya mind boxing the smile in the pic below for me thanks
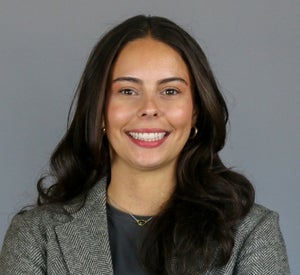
[128,132,167,142]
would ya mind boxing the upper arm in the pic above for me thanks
[235,211,290,275]
[0,213,46,275]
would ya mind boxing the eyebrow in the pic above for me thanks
[111,76,188,85]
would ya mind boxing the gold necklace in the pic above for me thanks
[107,196,153,226]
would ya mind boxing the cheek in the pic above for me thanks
[106,103,133,129]
[167,102,194,127]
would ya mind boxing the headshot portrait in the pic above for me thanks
[0,1,298,274]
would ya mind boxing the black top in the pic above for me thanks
[107,203,151,275]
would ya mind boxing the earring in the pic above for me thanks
[101,127,106,134]
[190,126,198,139]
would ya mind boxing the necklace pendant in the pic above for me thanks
[137,220,147,226]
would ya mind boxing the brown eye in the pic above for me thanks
[120,89,137,95]
[162,89,179,95]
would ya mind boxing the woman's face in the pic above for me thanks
[106,37,195,172]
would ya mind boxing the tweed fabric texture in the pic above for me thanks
[0,178,290,274]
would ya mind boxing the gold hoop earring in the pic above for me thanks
[190,126,198,139]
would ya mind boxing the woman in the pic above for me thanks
[0,15,289,274]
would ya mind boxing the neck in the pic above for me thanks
[108,163,176,216]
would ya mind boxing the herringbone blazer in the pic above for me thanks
[0,178,290,274]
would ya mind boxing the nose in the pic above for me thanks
[137,94,161,118]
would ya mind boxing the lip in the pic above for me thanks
[126,128,169,148]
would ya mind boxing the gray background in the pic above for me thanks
[0,0,299,273]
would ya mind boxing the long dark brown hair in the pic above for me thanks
[37,15,254,273]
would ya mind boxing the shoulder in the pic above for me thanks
[0,204,71,265]
[0,204,69,274]
[1,179,107,239]
[0,178,108,274]
[235,203,279,233]
[233,203,285,255]
[5,177,108,235]
[7,204,71,237]
[227,204,290,274]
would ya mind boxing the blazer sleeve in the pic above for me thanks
[0,213,46,275]
[234,210,290,275]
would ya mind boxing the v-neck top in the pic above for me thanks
[106,203,151,275]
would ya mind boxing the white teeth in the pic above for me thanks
[129,132,166,141]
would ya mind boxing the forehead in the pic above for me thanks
[111,37,190,81]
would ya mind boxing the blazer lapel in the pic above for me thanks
[55,179,113,275]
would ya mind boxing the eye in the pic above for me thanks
[119,89,137,95]
[162,88,179,96]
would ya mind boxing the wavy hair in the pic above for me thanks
[37,15,254,273]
